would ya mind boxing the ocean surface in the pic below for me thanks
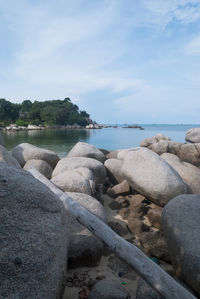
[2,124,199,158]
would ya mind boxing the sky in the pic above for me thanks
[1,0,200,124]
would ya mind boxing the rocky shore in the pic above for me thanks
[0,128,199,298]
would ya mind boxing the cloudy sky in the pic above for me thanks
[1,0,200,124]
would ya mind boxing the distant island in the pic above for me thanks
[0,98,91,128]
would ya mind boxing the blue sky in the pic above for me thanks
[1,0,200,124]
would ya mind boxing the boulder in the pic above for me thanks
[140,133,171,147]
[51,170,93,195]
[147,206,163,230]
[88,279,130,299]
[107,180,130,197]
[106,149,122,159]
[0,132,4,146]
[0,145,21,168]
[52,157,106,184]
[104,158,124,183]
[23,159,53,179]
[67,142,106,163]
[162,194,200,296]
[139,231,170,262]
[185,127,200,143]
[0,164,69,299]
[121,148,189,206]
[136,279,162,299]
[12,143,59,168]
[66,192,107,268]
[161,153,200,194]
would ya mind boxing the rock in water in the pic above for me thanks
[52,157,106,184]
[121,148,189,206]
[0,132,4,146]
[162,194,200,296]
[161,153,200,194]
[12,143,59,168]
[140,133,171,147]
[0,145,21,168]
[185,127,200,143]
[67,142,106,163]
[23,159,53,179]
[0,164,69,299]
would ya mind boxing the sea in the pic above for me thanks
[2,124,199,158]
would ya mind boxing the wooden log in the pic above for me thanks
[28,167,196,299]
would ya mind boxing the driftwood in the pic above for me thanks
[28,167,196,299]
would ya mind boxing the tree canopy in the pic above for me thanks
[0,98,91,127]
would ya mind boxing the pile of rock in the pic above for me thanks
[0,130,200,298]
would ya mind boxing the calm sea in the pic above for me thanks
[2,124,199,158]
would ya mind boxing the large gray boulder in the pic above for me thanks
[12,143,59,168]
[88,279,130,299]
[52,157,106,184]
[185,127,200,143]
[104,158,124,183]
[145,140,200,167]
[0,164,69,299]
[0,132,4,146]
[140,133,171,147]
[161,153,200,194]
[162,194,200,296]
[121,148,189,206]
[67,142,106,163]
[0,145,21,168]
[66,192,106,268]
[136,279,162,299]
[23,159,53,179]
[51,170,93,195]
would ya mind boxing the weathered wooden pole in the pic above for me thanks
[28,167,196,299]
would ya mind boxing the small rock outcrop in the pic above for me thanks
[0,145,21,168]
[121,148,189,206]
[0,164,69,299]
[52,157,106,184]
[67,142,106,163]
[140,133,171,147]
[12,143,59,168]
[162,194,200,296]
[185,127,200,143]
[23,159,53,179]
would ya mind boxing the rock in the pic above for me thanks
[88,279,130,299]
[109,196,130,210]
[139,231,170,262]
[51,170,93,195]
[106,150,122,159]
[136,278,162,299]
[27,124,43,130]
[128,217,149,236]
[107,256,138,280]
[140,133,171,147]
[0,164,69,298]
[104,158,124,183]
[75,166,94,181]
[161,153,200,194]
[66,192,106,268]
[117,148,139,160]
[52,157,106,184]
[147,206,163,230]
[23,159,53,179]
[107,180,130,197]
[121,148,189,206]
[0,145,21,168]
[0,132,4,146]
[162,194,200,296]
[12,143,59,168]
[99,148,110,156]
[147,140,200,167]
[67,142,106,163]
[108,221,128,236]
[185,127,200,143]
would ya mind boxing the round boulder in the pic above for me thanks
[0,164,69,298]
[0,145,21,168]
[185,127,200,143]
[23,159,53,179]
[121,148,189,206]
[67,142,106,163]
[162,194,200,296]
[12,143,59,168]
[104,158,124,183]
